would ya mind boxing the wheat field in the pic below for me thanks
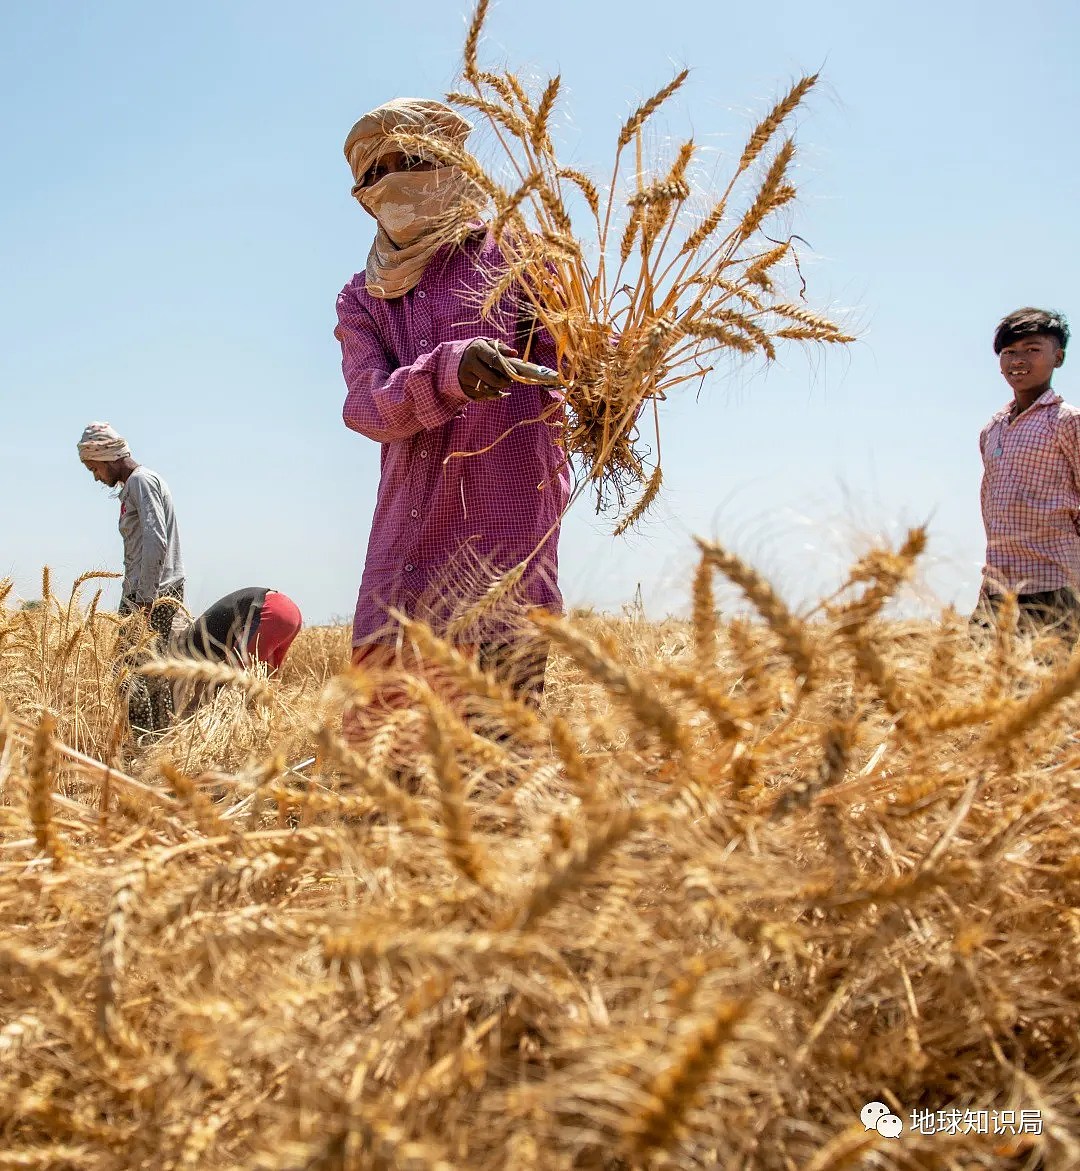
[1,533,1078,1171]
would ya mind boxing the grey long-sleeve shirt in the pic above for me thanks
[118,466,185,603]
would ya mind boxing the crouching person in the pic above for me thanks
[170,588,303,716]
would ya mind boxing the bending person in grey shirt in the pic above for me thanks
[78,421,185,742]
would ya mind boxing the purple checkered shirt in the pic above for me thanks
[336,230,571,648]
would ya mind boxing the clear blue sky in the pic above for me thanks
[3,0,1077,623]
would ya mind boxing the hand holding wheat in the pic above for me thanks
[458,338,518,399]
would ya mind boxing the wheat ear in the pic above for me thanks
[622,997,750,1159]
[774,325,856,344]
[28,712,61,862]
[0,1012,44,1065]
[772,716,852,822]
[0,941,81,986]
[801,1125,881,1171]
[419,686,489,887]
[618,69,690,148]
[736,74,818,174]
[691,554,718,676]
[97,873,141,1047]
[612,465,663,536]
[160,761,227,837]
[530,75,560,152]
[447,91,528,138]
[149,851,297,934]
[557,168,600,217]
[507,809,639,931]
[313,724,428,830]
[393,614,546,744]
[446,562,526,639]
[531,611,684,749]
[139,657,271,705]
[696,539,815,691]
[462,0,489,81]
[657,667,745,740]
[547,715,597,805]
[983,650,1080,750]
[737,139,796,241]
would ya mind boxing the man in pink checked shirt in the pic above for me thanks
[973,307,1080,644]
[334,98,571,743]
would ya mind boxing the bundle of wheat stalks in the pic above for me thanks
[2,531,1079,1170]
[393,0,853,531]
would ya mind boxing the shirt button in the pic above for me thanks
[416,290,426,299]
[419,339,429,349]
[420,450,428,459]
[410,509,418,518]
[405,564,414,573]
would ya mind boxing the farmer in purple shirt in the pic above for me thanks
[334,98,571,743]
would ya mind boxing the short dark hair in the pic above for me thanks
[993,307,1070,355]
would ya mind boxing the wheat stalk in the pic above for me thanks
[27,712,61,862]
[450,4,847,531]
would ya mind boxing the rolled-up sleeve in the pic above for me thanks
[335,287,470,443]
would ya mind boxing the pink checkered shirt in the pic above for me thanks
[335,230,571,647]
[979,388,1080,594]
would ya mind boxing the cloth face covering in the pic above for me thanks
[357,167,481,298]
[343,98,481,300]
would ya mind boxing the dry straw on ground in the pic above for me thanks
[406,0,853,532]
[2,528,1079,1170]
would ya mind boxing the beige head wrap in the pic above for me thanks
[344,98,483,299]
[77,421,130,463]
